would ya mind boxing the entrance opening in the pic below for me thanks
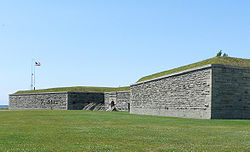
[111,101,115,108]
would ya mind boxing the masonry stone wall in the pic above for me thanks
[104,91,131,111]
[9,92,105,110]
[211,65,250,119]
[130,66,212,119]
[104,92,116,110]
[130,64,250,119]
[9,92,68,110]
[9,64,250,119]
[67,92,104,110]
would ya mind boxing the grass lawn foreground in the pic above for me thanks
[0,110,249,151]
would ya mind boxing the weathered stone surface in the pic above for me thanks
[68,92,104,110]
[9,92,68,110]
[130,67,212,119]
[130,64,250,119]
[9,92,104,110]
[9,64,250,119]
[211,65,250,119]
[104,91,130,111]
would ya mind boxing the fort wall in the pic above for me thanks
[9,92,68,110]
[9,64,250,119]
[130,65,212,119]
[211,65,250,119]
[130,64,250,119]
[104,91,131,111]
[9,92,104,110]
[67,92,104,110]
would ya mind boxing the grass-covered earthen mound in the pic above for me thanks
[15,86,130,94]
[137,56,250,82]
[15,56,250,94]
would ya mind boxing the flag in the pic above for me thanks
[35,62,41,66]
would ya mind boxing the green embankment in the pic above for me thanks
[15,86,130,94]
[0,111,249,151]
[14,56,250,94]
[137,56,250,82]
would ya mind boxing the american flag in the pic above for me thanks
[35,62,41,66]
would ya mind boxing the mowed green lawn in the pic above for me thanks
[0,111,249,152]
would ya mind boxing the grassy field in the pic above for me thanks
[0,111,249,151]
[15,86,130,94]
[137,56,250,82]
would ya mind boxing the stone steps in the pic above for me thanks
[82,103,106,111]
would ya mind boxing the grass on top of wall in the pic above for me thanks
[0,110,249,151]
[137,56,250,82]
[14,86,130,94]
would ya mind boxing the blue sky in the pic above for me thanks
[0,0,250,105]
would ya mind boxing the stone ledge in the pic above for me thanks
[212,64,250,70]
[104,90,131,94]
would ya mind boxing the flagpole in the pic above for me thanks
[32,60,40,90]
[34,63,36,90]
[31,59,34,90]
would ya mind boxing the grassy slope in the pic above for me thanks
[137,56,250,82]
[14,56,250,93]
[0,111,249,152]
[15,86,130,94]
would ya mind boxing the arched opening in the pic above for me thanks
[111,101,115,108]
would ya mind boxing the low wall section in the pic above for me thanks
[9,92,104,110]
[67,92,104,110]
[104,91,131,111]
[9,92,68,110]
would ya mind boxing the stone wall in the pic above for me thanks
[67,92,104,110]
[9,92,68,110]
[211,65,250,119]
[9,92,104,110]
[9,64,250,119]
[130,64,250,119]
[104,92,116,110]
[130,65,212,119]
[104,91,131,111]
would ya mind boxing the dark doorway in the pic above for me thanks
[128,103,130,112]
[111,101,115,108]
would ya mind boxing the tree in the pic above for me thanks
[223,53,228,57]
[216,50,222,57]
